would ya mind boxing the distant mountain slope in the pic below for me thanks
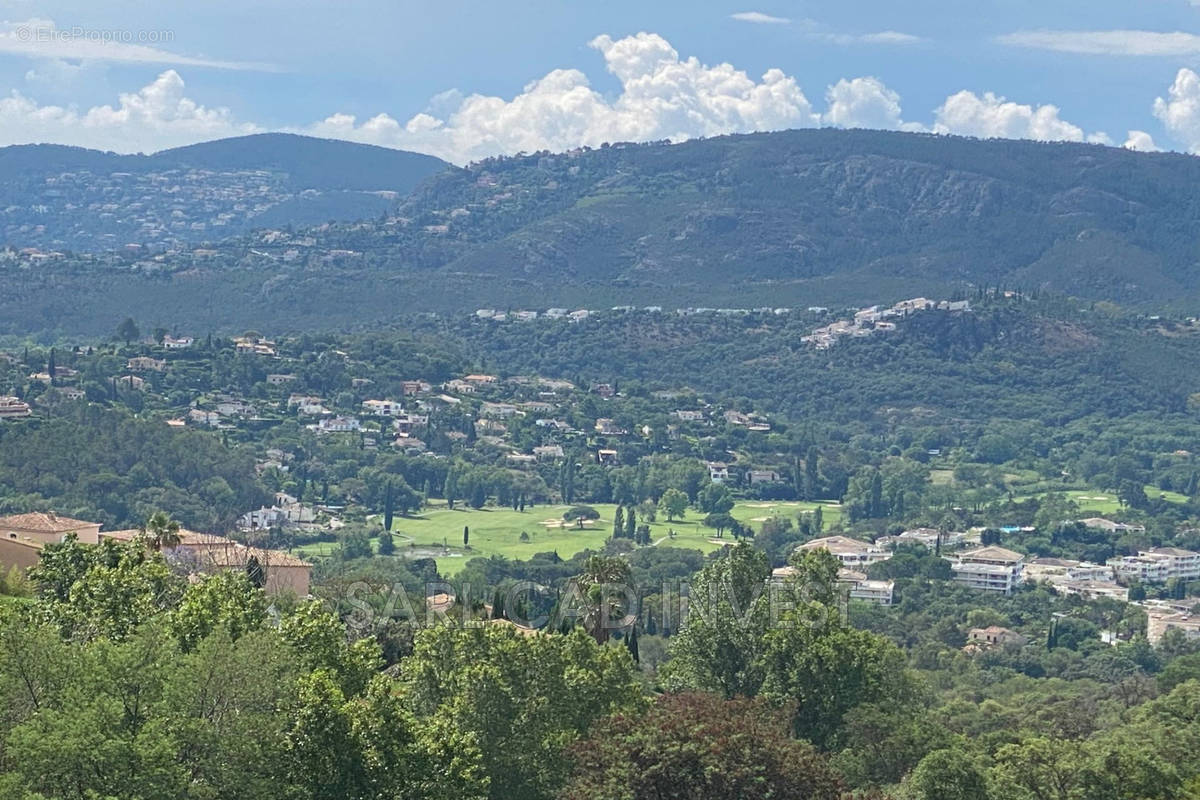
[5,128,1200,336]
[0,134,451,250]
[396,129,1200,301]
[150,133,449,192]
[217,127,1200,308]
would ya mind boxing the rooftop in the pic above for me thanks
[0,512,100,533]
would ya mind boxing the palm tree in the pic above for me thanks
[141,511,181,551]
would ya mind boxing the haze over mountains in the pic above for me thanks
[0,134,450,251]
[3,128,1200,336]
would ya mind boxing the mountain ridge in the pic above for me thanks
[4,128,1200,335]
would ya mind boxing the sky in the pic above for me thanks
[4,1,1200,163]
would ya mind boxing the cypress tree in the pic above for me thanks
[625,626,640,664]
[491,587,505,620]
[613,506,625,539]
[378,529,395,555]
[383,481,395,532]
[870,471,884,518]
[463,526,470,547]
[625,506,636,540]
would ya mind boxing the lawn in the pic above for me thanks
[336,499,844,575]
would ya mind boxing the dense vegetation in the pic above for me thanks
[5,535,1200,799]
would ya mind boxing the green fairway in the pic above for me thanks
[1015,487,1187,516]
[348,499,843,575]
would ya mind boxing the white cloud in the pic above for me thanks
[0,31,1169,162]
[1124,130,1159,151]
[730,11,790,24]
[932,90,1092,142]
[310,32,820,163]
[835,31,923,46]
[822,76,906,129]
[0,69,259,152]
[998,29,1200,57]
[1153,68,1200,152]
[0,18,276,70]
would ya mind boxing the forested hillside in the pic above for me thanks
[4,128,1200,335]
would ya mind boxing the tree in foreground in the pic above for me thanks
[560,692,843,800]
[403,624,643,800]
[662,544,771,698]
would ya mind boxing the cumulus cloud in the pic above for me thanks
[932,90,1092,142]
[309,32,820,163]
[0,31,1170,161]
[0,69,259,152]
[0,18,275,70]
[1154,68,1200,152]
[998,29,1200,57]
[1124,130,1159,151]
[730,11,790,24]
[822,76,907,129]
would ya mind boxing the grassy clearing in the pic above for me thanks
[335,499,845,575]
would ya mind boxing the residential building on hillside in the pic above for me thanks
[796,535,891,568]
[770,565,894,605]
[947,546,1025,594]
[0,396,31,419]
[101,527,310,596]
[1108,547,1200,583]
[126,356,166,372]
[1146,606,1200,646]
[362,399,404,416]
[0,512,101,545]
[966,626,1028,648]
[706,462,730,483]
[1080,517,1147,534]
[837,568,895,605]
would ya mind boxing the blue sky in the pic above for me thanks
[4,0,1200,161]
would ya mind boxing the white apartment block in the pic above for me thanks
[947,546,1025,595]
[1109,547,1200,584]
[796,535,892,569]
